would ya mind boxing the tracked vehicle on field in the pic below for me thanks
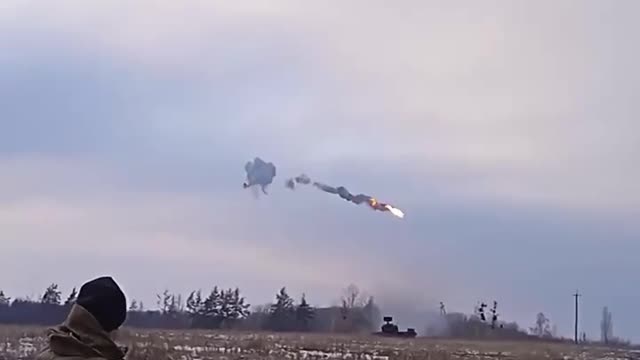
[373,316,417,338]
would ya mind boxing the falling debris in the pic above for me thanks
[243,157,277,195]
[286,174,405,219]
[368,197,405,219]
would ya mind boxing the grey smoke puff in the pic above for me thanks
[285,178,296,190]
[286,174,311,190]
[244,157,277,194]
[295,174,311,185]
[319,184,371,205]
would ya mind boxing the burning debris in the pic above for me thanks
[243,157,277,195]
[243,158,405,218]
[286,174,405,219]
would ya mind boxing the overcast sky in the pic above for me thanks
[1,0,638,341]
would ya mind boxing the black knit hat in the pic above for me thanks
[76,276,127,332]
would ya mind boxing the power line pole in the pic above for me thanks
[573,290,581,344]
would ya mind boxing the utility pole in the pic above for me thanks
[573,290,581,344]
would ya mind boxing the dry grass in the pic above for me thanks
[0,325,637,360]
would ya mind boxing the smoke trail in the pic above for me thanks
[286,175,405,218]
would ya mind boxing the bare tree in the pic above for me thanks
[157,289,181,314]
[601,306,613,345]
[64,288,78,306]
[341,284,365,309]
[530,312,551,338]
[0,290,10,305]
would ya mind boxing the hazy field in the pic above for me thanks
[0,326,637,360]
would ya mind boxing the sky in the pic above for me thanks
[1,0,639,341]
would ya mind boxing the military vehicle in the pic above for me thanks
[373,316,417,338]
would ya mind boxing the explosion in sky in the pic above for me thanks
[243,157,276,194]
[244,158,405,218]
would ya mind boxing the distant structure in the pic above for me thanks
[373,316,417,338]
[490,301,500,329]
[573,290,581,344]
[476,302,488,322]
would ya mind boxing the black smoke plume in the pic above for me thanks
[243,157,276,195]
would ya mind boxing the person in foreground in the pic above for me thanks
[37,276,128,360]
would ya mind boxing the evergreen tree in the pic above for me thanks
[64,287,78,306]
[186,290,204,316]
[295,293,315,331]
[203,287,222,318]
[219,289,232,320]
[202,287,223,328]
[269,287,295,331]
[0,290,10,306]
[186,290,206,328]
[157,290,170,314]
[41,284,62,305]
[222,288,250,324]
[230,288,250,319]
[129,300,139,312]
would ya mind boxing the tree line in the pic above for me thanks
[1,284,631,345]
[0,283,381,334]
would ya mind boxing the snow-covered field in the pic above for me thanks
[0,326,637,360]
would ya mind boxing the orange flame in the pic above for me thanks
[368,198,404,218]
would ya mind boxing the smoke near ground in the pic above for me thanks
[372,292,448,336]
[243,157,277,195]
